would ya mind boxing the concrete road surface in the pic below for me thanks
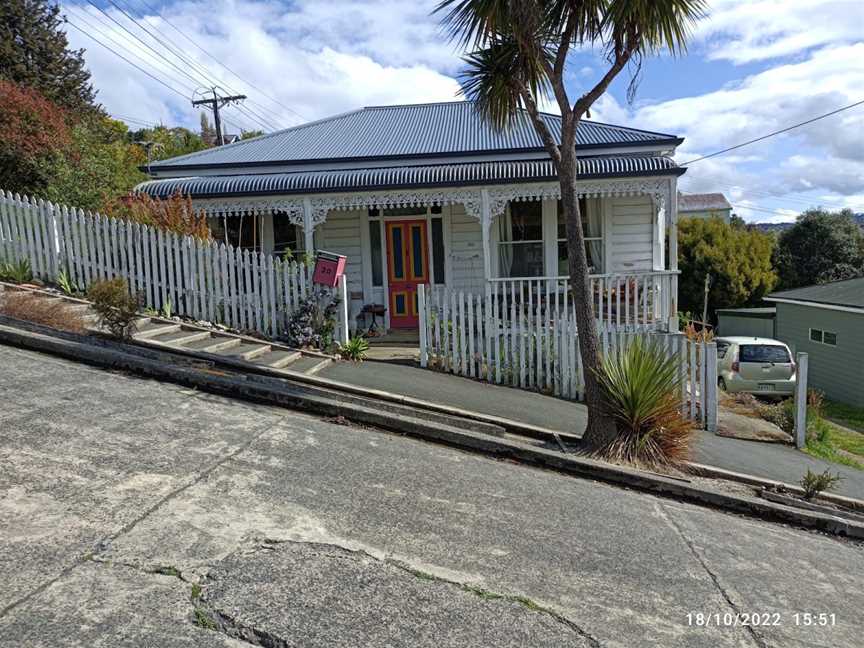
[1,345,862,647]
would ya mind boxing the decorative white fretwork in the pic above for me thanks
[192,177,673,226]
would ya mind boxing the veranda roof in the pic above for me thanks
[147,101,682,171]
[137,155,682,200]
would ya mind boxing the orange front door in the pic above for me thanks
[386,220,428,329]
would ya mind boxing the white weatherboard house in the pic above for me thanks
[138,102,685,332]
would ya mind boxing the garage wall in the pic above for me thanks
[775,302,864,407]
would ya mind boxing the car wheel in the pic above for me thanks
[718,377,727,392]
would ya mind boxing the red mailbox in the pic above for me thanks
[312,250,346,287]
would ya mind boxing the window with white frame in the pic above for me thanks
[556,197,603,274]
[497,200,544,277]
[810,328,838,346]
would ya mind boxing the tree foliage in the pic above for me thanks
[102,191,212,240]
[131,125,209,162]
[0,0,97,113]
[677,217,777,320]
[45,116,148,211]
[0,79,71,195]
[774,208,864,289]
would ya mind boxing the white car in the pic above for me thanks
[715,336,796,398]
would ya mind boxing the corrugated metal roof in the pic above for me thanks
[137,156,681,199]
[151,102,680,169]
[678,192,732,212]
[767,277,864,310]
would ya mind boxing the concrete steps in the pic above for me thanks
[0,284,336,378]
[126,316,333,377]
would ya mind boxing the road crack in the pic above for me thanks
[194,538,603,648]
[658,503,768,648]
[0,420,277,619]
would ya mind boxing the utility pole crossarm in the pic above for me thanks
[192,88,247,146]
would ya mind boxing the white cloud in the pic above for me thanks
[60,0,863,223]
[62,0,462,132]
[694,0,864,64]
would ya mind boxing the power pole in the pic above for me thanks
[134,140,163,175]
[192,88,246,146]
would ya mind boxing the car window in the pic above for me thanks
[740,345,790,363]
[716,341,730,359]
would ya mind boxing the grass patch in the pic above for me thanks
[152,565,180,577]
[804,417,864,470]
[823,400,864,434]
[193,607,217,630]
[0,291,87,333]
[190,583,202,601]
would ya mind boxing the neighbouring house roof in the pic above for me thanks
[137,155,682,199]
[766,277,864,312]
[678,192,732,213]
[715,307,776,319]
[148,101,682,171]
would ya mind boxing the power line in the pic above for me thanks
[63,18,191,100]
[75,2,276,132]
[125,0,307,123]
[65,8,198,95]
[680,178,864,212]
[681,98,864,166]
[80,0,206,90]
[96,0,283,131]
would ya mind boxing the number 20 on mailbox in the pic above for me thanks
[312,251,347,287]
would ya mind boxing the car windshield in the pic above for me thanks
[740,345,790,363]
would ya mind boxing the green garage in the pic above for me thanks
[765,277,864,407]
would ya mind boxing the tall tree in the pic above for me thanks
[677,216,777,320]
[200,113,217,147]
[436,0,706,449]
[774,208,864,289]
[0,0,97,114]
[0,79,71,195]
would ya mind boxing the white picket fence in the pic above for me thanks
[0,190,349,343]
[418,284,717,429]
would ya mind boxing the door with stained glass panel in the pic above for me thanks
[385,220,428,328]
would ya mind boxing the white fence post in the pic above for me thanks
[337,273,349,346]
[705,341,718,432]
[795,352,809,449]
[418,284,428,368]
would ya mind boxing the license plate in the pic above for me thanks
[757,384,774,392]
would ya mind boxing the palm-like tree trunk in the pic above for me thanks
[558,143,617,447]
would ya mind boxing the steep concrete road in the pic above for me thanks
[0,346,861,647]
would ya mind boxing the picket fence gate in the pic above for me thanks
[0,190,349,343]
[418,284,717,430]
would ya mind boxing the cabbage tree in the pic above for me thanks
[435,0,706,449]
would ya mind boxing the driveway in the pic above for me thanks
[319,359,864,498]
[1,346,862,647]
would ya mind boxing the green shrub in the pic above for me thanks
[0,258,33,283]
[281,289,339,351]
[757,400,794,434]
[56,269,77,296]
[799,468,842,500]
[594,337,694,468]
[340,336,370,363]
[87,278,141,339]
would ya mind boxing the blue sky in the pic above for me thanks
[62,0,864,222]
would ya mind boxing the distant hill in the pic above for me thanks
[753,212,864,232]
